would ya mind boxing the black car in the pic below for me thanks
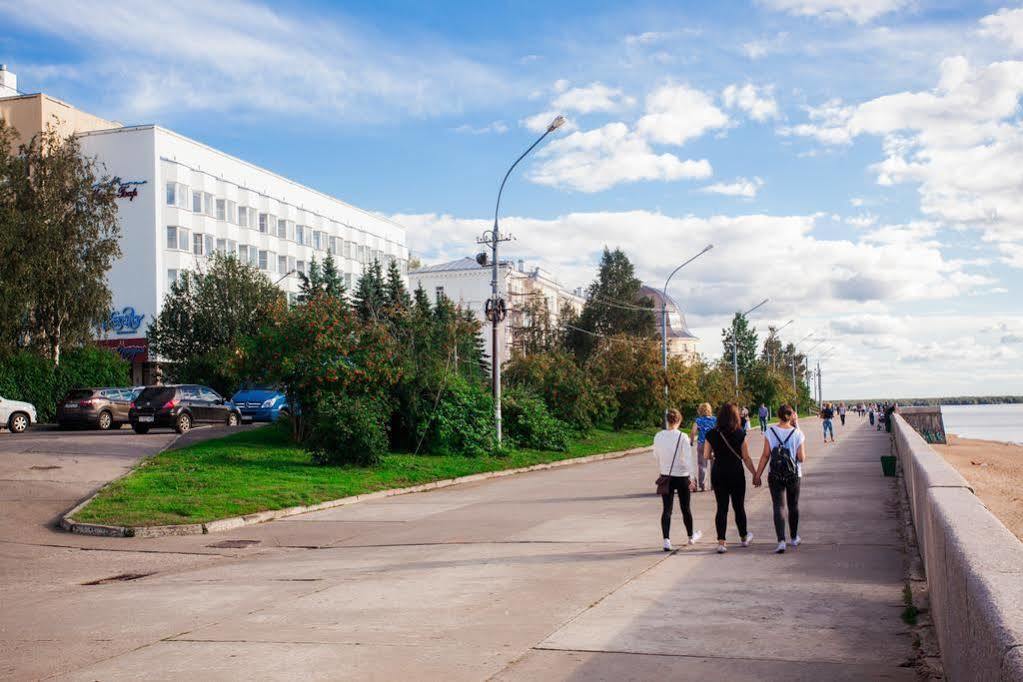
[129,384,242,434]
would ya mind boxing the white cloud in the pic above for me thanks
[0,0,507,122]
[637,84,730,146]
[528,123,712,193]
[700,177,764,198]
[453,121,508,135]
[520,111,578,134]
[830,314,906,335]
[722,83,780,121]
[757,0,910,24]
[551,82,635,114]
[778,98,854,144]
[978,7,1023,52]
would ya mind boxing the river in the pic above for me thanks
[940,404,1023,445]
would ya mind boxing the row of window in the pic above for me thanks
[166,268,356,293]
[165,182,398,258]
[165,225,393,267]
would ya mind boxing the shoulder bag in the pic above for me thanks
[655,433,684,496]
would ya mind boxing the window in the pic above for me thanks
[199,387,220,403]
[344,273,354,288]
[166,182,189,208]
[278,255,288,274]
[166,226,177,250]
[237,244,248,261]
[314,231,325,251]
[216,238,227,253]
[166,226,189,251]
[248,246,258,267]
[260,213,270,234]
[193,233,204,255]
[343,240,352,259]
[178,227,190,251]
[328,237,338,255]
[287,256,296,273]
[296,260,306,275]
[216,199,226,221]
[295,225,305,245]
[227,239,237,254]
[167,269,178,288]
[166,182,175,206]
[192,191,202,213]
[435,286,445,300]
[276,218,285,238]
[205,234,215,256]
[238,206,248,228]
[204,193,215,218]
[226,200,237,224]
[258,250,268,270]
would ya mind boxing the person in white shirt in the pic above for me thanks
[654,408,702,551]
[753,404,807,554]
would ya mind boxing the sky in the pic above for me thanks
[2,0,1022,399]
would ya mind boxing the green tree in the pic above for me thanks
[298,254,346,302]
[567,247,655,359]
[586,334,661,429]
[384,260,411,312]
[722,312,759,378]
[354,260,386,321]
[147,252,284,393]
[761,326,784,369]
[515,295,556,356]
[0,121,121,364]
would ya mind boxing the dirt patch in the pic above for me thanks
[934,435,1023,542]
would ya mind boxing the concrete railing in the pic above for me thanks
[892,413,1023,681]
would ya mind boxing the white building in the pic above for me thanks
[1,68,407,383]
[409,257,585,362]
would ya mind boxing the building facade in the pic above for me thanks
[638,285,699,360]
[409,258,585,363]
[1,68,408,383]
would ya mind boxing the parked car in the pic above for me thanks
[0,395,37,434]
[56,387,135,430]
[129,384,242,434]
[230,384,290,422]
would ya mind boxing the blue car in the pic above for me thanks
[230,385,290,422]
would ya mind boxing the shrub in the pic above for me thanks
[0,346,129,423]
[306,393,390,467]
[503,350,603,432]
[502,388,570,451]
[418,376,494,456]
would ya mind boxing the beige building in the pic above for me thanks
[638,285,699,360]
[409,258,585,363]
[0,66,121,148]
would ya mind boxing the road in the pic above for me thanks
[1,416,914,680]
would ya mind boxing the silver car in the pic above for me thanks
[0,395,37,433]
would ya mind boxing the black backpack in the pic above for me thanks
[768,427,798,485]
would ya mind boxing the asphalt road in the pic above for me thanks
[0,416,915,681]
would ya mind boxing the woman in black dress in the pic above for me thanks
[704,403,758,554]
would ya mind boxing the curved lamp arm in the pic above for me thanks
[494,116,566,228]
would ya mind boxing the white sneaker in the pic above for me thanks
[791,535,802,547]
[716,543,727,554]
[774,541,787,554]
[663,538,673,552]
[688,530,703,545]
[741,532,754,547]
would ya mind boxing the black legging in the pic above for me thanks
[769,478,801,541]
[660,476,694,539]
[712,471,748,541]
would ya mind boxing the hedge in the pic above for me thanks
[0,346,130,423]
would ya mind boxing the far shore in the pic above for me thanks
[934,434,1023,542]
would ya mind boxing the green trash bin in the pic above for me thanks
[880,455,897,477]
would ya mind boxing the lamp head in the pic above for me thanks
[547,115,567,133]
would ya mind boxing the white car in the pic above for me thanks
[0,396,37,434]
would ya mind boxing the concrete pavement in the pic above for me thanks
[1,416,915,680]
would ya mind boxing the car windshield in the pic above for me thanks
[66,389,95,400]
[137,387,176,404]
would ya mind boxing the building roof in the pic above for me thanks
[410,257,484,273]
[638,285,698,340]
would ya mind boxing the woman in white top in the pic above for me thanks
[654,408,702,551]
[753,404,807,554]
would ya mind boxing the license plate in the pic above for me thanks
[64,403,78,409]
[137,415,155,423]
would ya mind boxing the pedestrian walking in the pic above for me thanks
[704,404,757,554]
[820,403,836,442]
[655,408,701,551]
[758,403,769,432]
[838,403,847,426]
[690,403,717,492]
[868,406,875,427]
[753,404,807,554]
[740,406,751,432]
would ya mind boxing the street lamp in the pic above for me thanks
[660,244,714,426]
[479,115,566,446]
[768,319,794,369]
[274,269,297,287]
[732,298,768,399]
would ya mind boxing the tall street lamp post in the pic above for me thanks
[660,245,713,425]
[768,319,793,369]
[733,298,768,399]
[479,115,565,446]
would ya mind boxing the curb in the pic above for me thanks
[61,445,652,538]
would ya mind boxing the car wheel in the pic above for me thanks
[175,413,192,434]
[132,424,150,434]
[97,411,113,430]
[226,412,240,427]
[8,412,30,434]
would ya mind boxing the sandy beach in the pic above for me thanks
[934,434,1023,542]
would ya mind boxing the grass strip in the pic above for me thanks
[74,425,653,527]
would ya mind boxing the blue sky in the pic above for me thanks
[2,0,1022,398]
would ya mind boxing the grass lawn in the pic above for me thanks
[75,425,654,527]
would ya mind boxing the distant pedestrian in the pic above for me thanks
[740,406,751,432]
[754,404,807,554]
[868,407,876,427]
[820,403,836,442]
[704,404,757,554]
[690,403,717,492]
[654,408,701,551]
[758,403,769,432]
[838,403,847,426]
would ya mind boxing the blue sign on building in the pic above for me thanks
[104,307,145,335]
